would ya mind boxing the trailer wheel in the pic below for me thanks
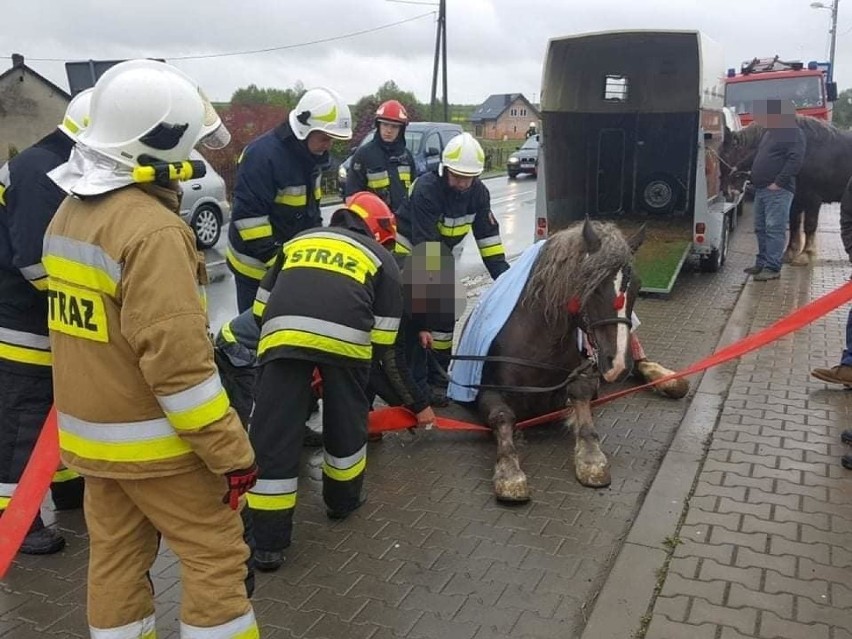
[700,217,729,273]
[639,173,681,214]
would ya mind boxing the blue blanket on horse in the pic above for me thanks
[446,241,546,403]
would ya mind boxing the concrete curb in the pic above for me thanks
[580,275,761,639]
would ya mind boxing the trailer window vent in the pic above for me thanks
[603,75,629,102]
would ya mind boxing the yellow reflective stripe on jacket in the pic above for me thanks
[0,482,14,509]
[42,235,122,296]
[156,372,230,431]
[246,478,297,511]
[53,467,80,483]
[477,235,506,258]
[393,233,413,256]
[438,214,476,239]
[252,287,270,321]
[371,315,400,346]
[221,320,237,344]
[431,330,454,351]
[0,327,52,366]
[398,167,412,185]
[234,216,273,242]
[0,184,5,207]
[323,445,366,482]
[58,412,192,463]
[180,608,260,639]
[20,262,48,290]
[226,245,269,281]
[259,315,372,360]
[366,170,390,190]
[282,233,380,285]
[274,185,307,206]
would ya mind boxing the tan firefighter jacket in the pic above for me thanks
[43,183,254,479]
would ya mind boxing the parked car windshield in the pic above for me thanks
[404,131,424,154]
[520,135,539,150]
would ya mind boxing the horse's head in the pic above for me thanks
[573,220,643,383]
[719,124,763,200]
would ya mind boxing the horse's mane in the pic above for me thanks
[521,221,634,327]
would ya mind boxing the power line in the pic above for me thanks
[8,11,435,63]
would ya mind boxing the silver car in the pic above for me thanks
[180,150,231,249]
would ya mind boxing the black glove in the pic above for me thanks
[223,464,258,510]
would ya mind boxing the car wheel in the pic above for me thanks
[191,204,221,250]
[508,171,518,180]
[638,173,681,214]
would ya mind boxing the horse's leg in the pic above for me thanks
[785,203,805,264]
[800,198,821,264]
[565,360,610,487]
[479,390,530,502]
[572,399,610,488]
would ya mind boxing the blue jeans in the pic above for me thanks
[842,306,852,366]
[753,187,793,272]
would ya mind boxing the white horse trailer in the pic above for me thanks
[533,30,744,293]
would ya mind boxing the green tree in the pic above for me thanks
[833,88,852,129]
[230,82,306,110]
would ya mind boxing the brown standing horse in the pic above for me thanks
[474,219,644,501]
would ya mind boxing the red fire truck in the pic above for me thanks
[724,56,838,125]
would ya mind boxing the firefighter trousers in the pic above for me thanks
[0,368,83,514]
[84,466,258,638]
[247,358,369,553]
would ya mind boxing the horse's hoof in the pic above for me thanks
[656,377,690,399]
[791,253,810,266]
[575,459,611,487]
[494,475,531,502]
[493,457,530,502]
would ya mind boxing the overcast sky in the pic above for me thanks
[2,0,848,105]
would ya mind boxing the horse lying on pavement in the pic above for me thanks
[448,219,645,501]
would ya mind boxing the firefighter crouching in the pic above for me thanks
[0,89,92,555]
[247,191,425,572]
[44,60,259,638]
[394,132,509,403]
[214,195,436,440]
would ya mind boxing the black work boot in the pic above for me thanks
[20,516,66,555]
[327,494,367,521]
[841,430,852,445]
[842,454,852,470]
[254,550,284,573]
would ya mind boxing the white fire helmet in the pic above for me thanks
[289,87,353,141]
[78,59,229,168]
[440,132,485,177]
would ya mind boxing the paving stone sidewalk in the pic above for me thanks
[642,205,852,639]
[2,206,760,638]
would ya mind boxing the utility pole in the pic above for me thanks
[430,0,448,121]
[829,0,839,84]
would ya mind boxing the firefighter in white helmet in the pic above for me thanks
[227,87,353,312]
[394,132,509,405]
[0,88,93,556]
[44,59,259,638]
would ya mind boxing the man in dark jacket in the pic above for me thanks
[227,87,352,312]
[345,99,414,213]
[0,90,92,555]
[744,99,806,281]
